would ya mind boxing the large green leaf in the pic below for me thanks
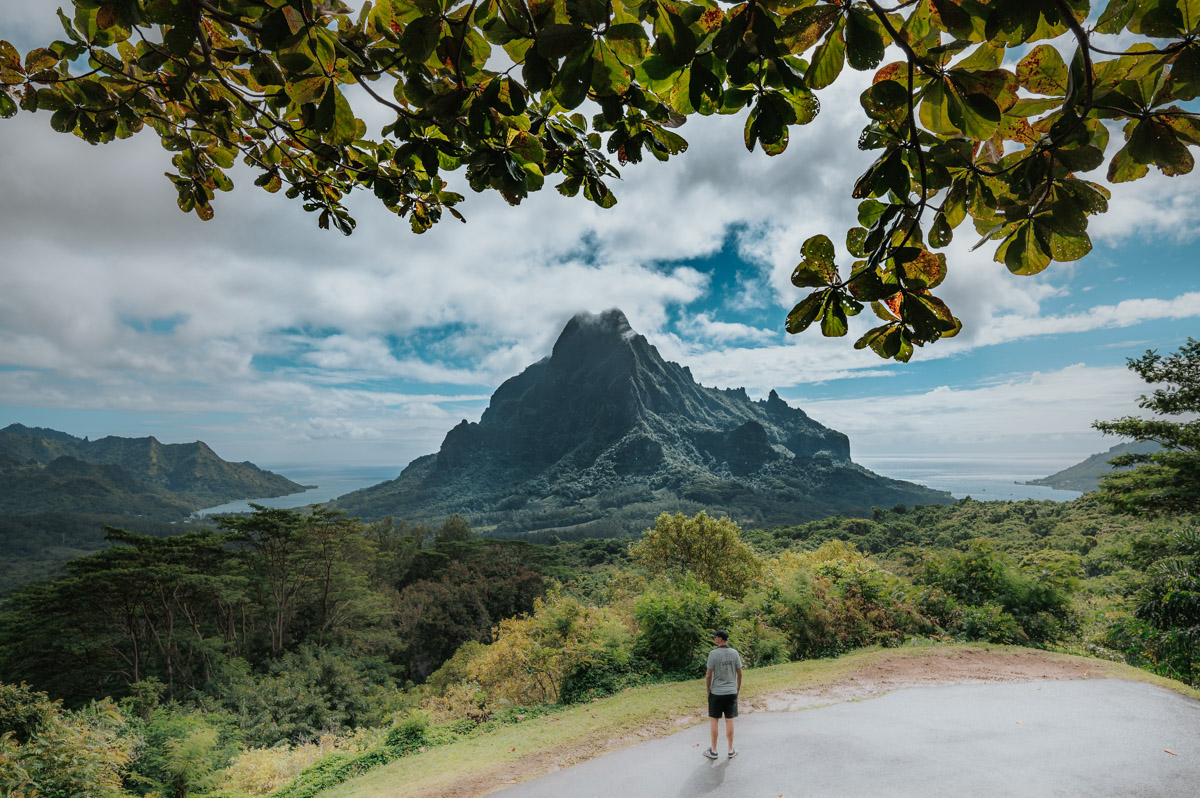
[331,88,357,146]
[861,80,909,126]
[780,4,840,54]
[898,249,947,289]
[805,20,845,90]
[919,78,956,135]
[786,290,827,333]
[844,9,885,72]
[537,24,592,58]
[654,3,698,67]
[1096,0,1137,34]
[820,293,849,337]
[607,22,650,63]
[400,16,442,62]
[792,234,838,286]
[551,43,595,109]
[996,220,1052,275]
[945,82,1000,139]
[1017,44,1068,96]
[592,43,631,94]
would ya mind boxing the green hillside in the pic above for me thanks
[0,424,309,593]
[0,424,307,508]
[3,497,1197,798]
[1025,441,1161,493]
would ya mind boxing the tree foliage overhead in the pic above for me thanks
[1094,338,1200,515]
[2,0,1199,358]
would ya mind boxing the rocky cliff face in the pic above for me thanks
[335,310,951,535]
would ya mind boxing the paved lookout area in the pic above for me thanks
[493,679,1199,798]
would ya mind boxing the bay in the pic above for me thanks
[857,454,1084,502]
[195,455,1083,517]
[194,464,400,516]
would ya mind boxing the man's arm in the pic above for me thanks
[736,667,742,693]
[706,668,713,695]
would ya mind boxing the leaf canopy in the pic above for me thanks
[3,0,1199,358]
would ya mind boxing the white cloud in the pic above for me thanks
[798,364,1148,459]
[2,5,1198,468]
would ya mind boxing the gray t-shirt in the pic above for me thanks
[706,646,743,695]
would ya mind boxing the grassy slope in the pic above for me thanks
[320,644,1198,798]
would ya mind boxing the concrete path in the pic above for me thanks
[492,679,1200,797]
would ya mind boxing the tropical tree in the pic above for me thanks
[631,510,763,597]
[1129,527,1200,684]
[1094,338,1200,515]
[3,1,1198,358]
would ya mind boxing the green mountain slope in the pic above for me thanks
[0,424,306,510]
[1024,441,1161,493]
[0,456,194,517]
[335,310,951,535]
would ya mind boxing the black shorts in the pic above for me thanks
[708,692,738,719]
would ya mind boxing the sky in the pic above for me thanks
[1,5,1198,473]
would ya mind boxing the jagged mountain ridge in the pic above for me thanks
[335,310,951,535]
[0,424,307,515]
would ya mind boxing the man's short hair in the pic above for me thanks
[713,629,729,641]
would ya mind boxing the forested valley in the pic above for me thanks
[2,496,1196,797]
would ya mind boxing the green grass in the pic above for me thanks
[317,644,1198,798]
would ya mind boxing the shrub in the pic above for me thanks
[384,711,430,751]
[126,708,236,798]
[769,543,935,658]
[426,641,485,696]
[471,594,633,705]
[559,650,642,704]
[917,539,1076,645]
[728,612,788,668]
[1110,528,1200,684]
[0,683,133,798]
[207,647,398,747]
[631,512,763,598]
[633,577,729,675]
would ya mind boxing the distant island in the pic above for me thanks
[1024,440,1160,494]
[334,309,953,536]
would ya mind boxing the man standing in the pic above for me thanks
[704,629,743,759]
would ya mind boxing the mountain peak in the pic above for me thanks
[568,308,633,335]
[552,309,638,360]
[336,312,953,531]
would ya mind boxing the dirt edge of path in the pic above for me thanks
[437,647,1119,798]
[747,646,1104,712]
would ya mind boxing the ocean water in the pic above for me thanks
[856,454,1084,502]
[194,464,400,516]
[195,455,1083,516]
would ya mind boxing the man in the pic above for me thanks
[704,629,743,760]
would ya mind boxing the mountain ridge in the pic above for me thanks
[335,309,951,534]
[0,424,308,516]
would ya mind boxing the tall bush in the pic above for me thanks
[470,595,632,705]
[917,539,1076,645]
[0,683,133,798]
[1109,528,1200,684]
[769,542,935,657]
[631,512,763,598]
[632,577,729,674]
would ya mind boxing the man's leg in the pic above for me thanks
[725,717,735,751]
[709,717,719,752]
